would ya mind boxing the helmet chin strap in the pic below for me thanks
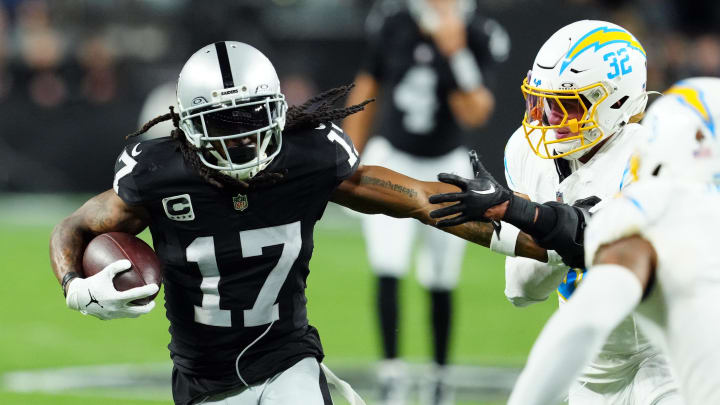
[210,150,269,181]
[553,127,605,161]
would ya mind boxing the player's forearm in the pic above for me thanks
[334,166,440,220]
[352,171,497,247]
[49,190,148,287]
[448,87,494,128]
[508,303,604,405]
[50,214,92,284]
[334,166,546,261]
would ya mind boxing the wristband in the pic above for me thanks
[62,272,80,297]
[489,222,520,257]
[449,48,483,92]
[504,196,539,231]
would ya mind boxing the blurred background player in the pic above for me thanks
[342,1,509,404]
[428,19,683,405]
[508,76,720,405]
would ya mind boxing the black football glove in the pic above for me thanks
[429,151,513,227]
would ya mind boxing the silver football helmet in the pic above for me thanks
[176,41,287,181]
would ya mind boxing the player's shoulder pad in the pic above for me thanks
[308,122,360,182]
[113,138,175,205]
[613,124,653,191]
[584,178,673,266]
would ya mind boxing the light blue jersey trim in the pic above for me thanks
[504,156,516,188]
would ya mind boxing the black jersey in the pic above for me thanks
[113,123,359,404]
[362,5,508,157]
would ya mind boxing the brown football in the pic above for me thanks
[82,232,163,305]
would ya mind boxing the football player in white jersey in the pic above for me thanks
[507,76,720,405]
[429,20,682,404]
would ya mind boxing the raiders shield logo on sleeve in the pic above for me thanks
[233,194,249,211]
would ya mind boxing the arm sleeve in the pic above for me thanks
[507,264,643,405]
[504,257,568,307]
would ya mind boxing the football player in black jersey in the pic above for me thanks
[342,1,509,403]
[49,41,541,405]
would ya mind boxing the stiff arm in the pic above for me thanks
[331,165,547,262]
[49,189,150,294]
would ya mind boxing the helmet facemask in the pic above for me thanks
[179,95,287,181]
[521,75,610,160]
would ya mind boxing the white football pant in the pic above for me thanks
[195,357,341,405]
[568,354,681,405]
[360,136,472,290]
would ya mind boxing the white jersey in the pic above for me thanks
[586,179,720,405]
[503,123,659,384]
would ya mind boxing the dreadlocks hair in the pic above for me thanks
[128,83,373,190]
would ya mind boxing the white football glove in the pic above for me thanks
[65,259,159,320]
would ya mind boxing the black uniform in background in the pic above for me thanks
[113,123,358,405]
[362,6,507,156]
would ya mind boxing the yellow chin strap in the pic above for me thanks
[521,78,609,159]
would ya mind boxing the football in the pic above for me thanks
[82,232,163,305]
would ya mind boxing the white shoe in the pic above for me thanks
[419,364,455,405]
[377,359,410,405]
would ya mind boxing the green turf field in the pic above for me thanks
[0,196,558,404]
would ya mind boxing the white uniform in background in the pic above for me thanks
[362,136,472,290]
[586,179,720,405]
[584,77,720,405]
[508,77,720,405]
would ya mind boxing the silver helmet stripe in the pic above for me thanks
[214,41,235,89]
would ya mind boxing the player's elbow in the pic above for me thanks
[51,214,84,240]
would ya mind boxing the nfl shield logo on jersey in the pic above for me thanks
[233,194,248,211]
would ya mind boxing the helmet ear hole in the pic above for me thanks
[578,94,591,110]
[611,96,629,110]
[651,164,662,176]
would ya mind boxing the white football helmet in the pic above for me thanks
[407,0,476,32]
[632,77,720,187]
[176,41,287,181]
[521,20,648,160]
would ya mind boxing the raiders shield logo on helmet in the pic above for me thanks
[233,194,248,211]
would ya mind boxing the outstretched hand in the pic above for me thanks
[428,152,512,227]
